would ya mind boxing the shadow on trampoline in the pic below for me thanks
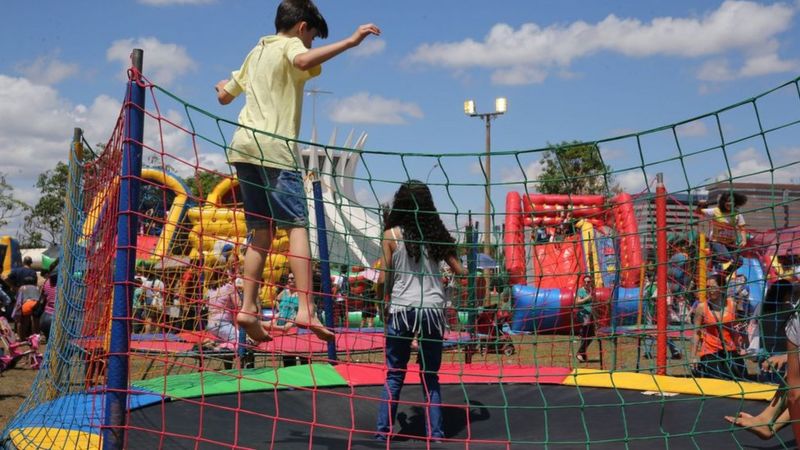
[391,400,491,441]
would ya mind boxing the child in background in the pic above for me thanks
[273,273,299,332]
[215,0,380,344]
[204,264,240,350]
[375,180,466,442]
[698,191,748,276]
[692,273,746,380]
[575,275,595,363]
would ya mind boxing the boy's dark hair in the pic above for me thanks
[384,180,456,264]
[717,191,747,213]
[275,0,329,39]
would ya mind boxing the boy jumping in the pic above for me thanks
[216,0,380,342]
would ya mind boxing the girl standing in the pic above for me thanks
[375,180,466,442]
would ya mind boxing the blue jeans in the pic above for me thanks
[376,308,444,439]
[233,163,308,229]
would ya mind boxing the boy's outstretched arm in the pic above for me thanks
[215,79,235,105]
[294,24,381,71]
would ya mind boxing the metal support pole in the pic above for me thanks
[312,177,337,362]
[655,173,668,375]
[104,48,144,450]
[484,116,492,257]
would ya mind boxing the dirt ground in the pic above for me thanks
[0,367,38,430]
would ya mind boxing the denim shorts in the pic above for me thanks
[234,163,308,229]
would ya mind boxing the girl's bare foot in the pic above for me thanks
[724,412,774,440]
[294,309,335,342]
[237,309,273,343]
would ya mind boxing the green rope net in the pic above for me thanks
[2,62,800,449]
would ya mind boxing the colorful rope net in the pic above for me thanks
[3,59,800,449]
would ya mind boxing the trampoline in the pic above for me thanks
[8,362,787,450]
[127,383,795,449]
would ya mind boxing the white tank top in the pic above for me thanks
[388,227,446,311]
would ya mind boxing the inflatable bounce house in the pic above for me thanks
[504,192,644,332]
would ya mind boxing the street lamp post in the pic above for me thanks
[426,163,440,184]
[464,98,507,256]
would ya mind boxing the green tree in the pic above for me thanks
[184,171,223,201]
[536,141,616,195]
[0,173,29,228]
[25,162,69,245]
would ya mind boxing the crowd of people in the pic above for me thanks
[0,256,60,345]
[4,0,794,443]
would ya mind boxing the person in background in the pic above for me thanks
[132,277,145,334]
[360,280,378,329]
[204,264,240,350]
[642,272,683,360]
[270,272,310,367]
[141,268,165,334]
[724,282,797,439]
[5,256,39,336]
[0,278,13,322]
[38,259,59,341]
[692,273,746,380]
[782,286,800,444]
[177,266,203,331]
[575,275,595,363]
[333,265,350,327]
[697,191,748,277]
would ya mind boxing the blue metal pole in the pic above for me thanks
[466,213,478,362]
[312,178,337,362]
[104,48,144,450]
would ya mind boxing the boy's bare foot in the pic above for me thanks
[724,412,774,440]
[237,309,273,343]
[294,310,335,342]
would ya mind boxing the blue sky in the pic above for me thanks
[2,0,800,236]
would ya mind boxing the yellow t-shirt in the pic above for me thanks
[224,35,321,169]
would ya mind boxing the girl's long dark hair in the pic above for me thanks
[383,180,456,263]
[717,191,747,213]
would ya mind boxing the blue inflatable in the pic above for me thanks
[612,287,641,326]
[511,285,569,332]
[736,257,766,315]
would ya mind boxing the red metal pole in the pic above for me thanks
[655,173,668,375]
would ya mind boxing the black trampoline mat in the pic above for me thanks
[127,384,797,449]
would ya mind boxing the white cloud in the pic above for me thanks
[0,74,124,228]
[697,58,736,81]
[408,0,797,85]
[739,51,799,77]
[491,66,547,85]
[676,121,708,137]
[138,0,215,5]
[616,170,650,193]
[469,162,484,176]
[697,52,799,81]
[107,37,196,85]
[502,160,543,184]
[720,146,796,183]
[597,146,626,160]
[329,92,423,125]
[15,55,78,85]
[0,72,202,240]
[350,39,386,58]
